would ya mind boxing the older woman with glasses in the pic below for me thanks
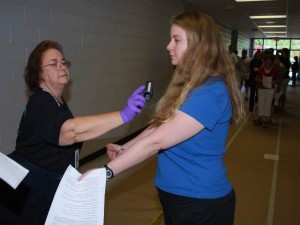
[0,40,146,225]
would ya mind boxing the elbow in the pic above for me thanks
[59,134,81,146]
[59,119,79,146]
[59,128,78,146]
[59,134,75,146]
[151,143,164,154]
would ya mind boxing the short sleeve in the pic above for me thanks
[179,80,231,130]
[31,92,73,145]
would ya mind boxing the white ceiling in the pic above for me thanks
[185,0,300,38]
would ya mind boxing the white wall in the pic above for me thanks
[218,24,232,49]
[237,32,251,57]
[0,0,184,155]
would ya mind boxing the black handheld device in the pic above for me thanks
[142,81,153,102]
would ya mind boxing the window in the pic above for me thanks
[291,40,300,49]
[264,39,276,50]
[277,39,290,50]
[254,39,263,50]
[252,38,300,61]
[252,38,300,79]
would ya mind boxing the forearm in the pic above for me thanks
[59,111,123,145]
[122,126,156,150]
[107,137,160,176]
[105,111,204,178]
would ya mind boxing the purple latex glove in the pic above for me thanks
[121,85,146,123]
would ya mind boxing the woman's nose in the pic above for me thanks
[166,41,172,51]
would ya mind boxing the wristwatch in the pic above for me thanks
[103,164,114,179]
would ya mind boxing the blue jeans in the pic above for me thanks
[157,188,236,225]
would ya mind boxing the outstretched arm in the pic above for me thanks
[79,110,204,179]
[59,85,146,146]
[106,127,156,160]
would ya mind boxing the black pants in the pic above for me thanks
[0,153,62,225]
[249,84,257,112]
[292,72,297,86]
[157,188,236,225]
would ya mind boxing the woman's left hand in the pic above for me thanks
[106,143,123,160]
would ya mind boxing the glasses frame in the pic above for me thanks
[41,59,71,69]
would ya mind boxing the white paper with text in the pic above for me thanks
[45,165,106,225]
[0,152,29,189]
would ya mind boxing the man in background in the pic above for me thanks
[237,49,251,100]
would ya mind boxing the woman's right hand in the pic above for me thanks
[106,143,123,160]
[120,85,146,123]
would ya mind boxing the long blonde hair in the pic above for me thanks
[150,11,245,127]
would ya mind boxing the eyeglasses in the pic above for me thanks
[41,60,71,69]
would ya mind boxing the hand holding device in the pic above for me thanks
[120,85,146,123]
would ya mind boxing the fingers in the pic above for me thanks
[78,170,93,180]
[106,144,123,160]
[132,85,145,96]
[121,85,147,123]
[108,152,118,160]
[128,95,146,113]
[129,91,146,105]
[106,143,115,151]
[106,143,120,151]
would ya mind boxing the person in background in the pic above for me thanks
[291,56,299,87]
[80,11,245,225]
[237,49,252,100]
[0,40,146,225]
[279,48,291,111]
[272,55,286,118]
[229,44,239,67]
[249,50,262,112]
[254,53,278,128]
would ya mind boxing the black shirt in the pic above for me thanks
[15,88,82,174]
[281,56,291,79]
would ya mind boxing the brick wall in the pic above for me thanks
[0,0,184,155]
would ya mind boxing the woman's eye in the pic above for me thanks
[50,62,58,67]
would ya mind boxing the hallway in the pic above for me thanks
[79,85,300,225]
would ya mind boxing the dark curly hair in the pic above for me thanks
[262,51,275,64]
[24,40,63,92]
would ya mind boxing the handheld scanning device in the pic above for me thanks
[141,81,153,102]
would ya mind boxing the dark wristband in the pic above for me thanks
[103,164,114,179]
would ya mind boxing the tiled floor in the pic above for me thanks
[79,85,300,225]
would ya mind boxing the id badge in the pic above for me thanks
[75,149,79,168]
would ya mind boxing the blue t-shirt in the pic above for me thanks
[155,77,232,198]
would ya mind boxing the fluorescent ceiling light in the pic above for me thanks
[258,25,286,28]
[265,35,287,38]
[236,0,274,2]
[263,31,286,34]
[250,15,286,19]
